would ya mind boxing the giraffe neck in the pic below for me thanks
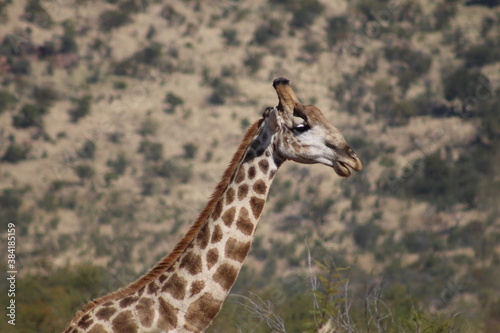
[157,124,279,331]
[65,118,282,333]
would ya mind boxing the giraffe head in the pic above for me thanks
[266,77,362,177]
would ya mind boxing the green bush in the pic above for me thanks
[12,104,47,128]
[461,43,500,68]
[155,158,193,183]
[133,42,163,64]
[107,152,129,175]
[1,141,31,163]
[326,16,350,47]
[207,77,238,105]
[183,142,198,159]
[289,0,324,29]
[221,28,240,46]
[138,140,163,161]
[138,117,159,137]
[244,52,264,75]
[164,92,184,114]
[99,9,132,32]
[68,95,92,123]
[33,85,59,108]
[443,67,490,103]
[0,90,16,114]
[24,0,52,28]
[252,19,282,45]
[74,164,95,183]
[78,140,96,160]
[61,19,78,54]
[353,221,382,250]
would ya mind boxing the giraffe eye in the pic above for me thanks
[294,123,310,133]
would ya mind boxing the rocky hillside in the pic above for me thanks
[0,0,499,332]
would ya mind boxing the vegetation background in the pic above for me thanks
[0,0,499,332]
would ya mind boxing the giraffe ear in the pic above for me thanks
[266,107,280,132]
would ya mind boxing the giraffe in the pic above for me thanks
[63,78,362,333]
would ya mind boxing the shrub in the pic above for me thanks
[252,19,282,45]
[99,9,132,32]
[1,142,31,163]
[207,77,237,105]
[138,140,163,161]
[138,117,159,137]
[326,16,350,47]
[107,152,129,175]
[74,164,95,183]
[402,230,443,253]
[221,28,240,46]
[60,19,78,54]
[0,90,16,114]
[289,0,324,29]
[183,142,198,159]
[68,95,92,123]
[443,67,490,103]
[353,222,382,250]
[33,85,59,108]
[10,58,31,75]
[461,43,500,68]
[155,159,193,183]
[160,4,185,26]
[433,0,459,30]
[133,42,162,64]
[24,0,52,28]
[164,92,184,113]
[12,104,47,128]
[244,52,264,75]
[78,140,96,159]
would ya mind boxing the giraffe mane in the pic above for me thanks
[70,117,264,323]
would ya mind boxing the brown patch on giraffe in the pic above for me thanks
[206,248,219,270]
[112,310,138,333]
[159,274,167,283]
[221,206,236,227]
[180,251,202,275]
[213,263,238,291]
[196,223,210,250]
[211,199,223,221]
[234,165,246,183]
[226,187,235,205]
[95,306,116,321]
[236,207,254,236]
[77,314,93,330]
[137,286,145,297]
[157,297,178,330]
[136,297,154,328]
[250,196,265,219]
[119,296,138,308]
[225,237,251,263]
[211,225,223,243]
[253,179,267,195]
[161,273,187,300]
[248,166,256,179]
[258,159,269,174]
[190,280,205,296]
[237,184,249,200]
[147,281,159,295]
[68,121,264,324]
[88,324,107,333]
[102,302,113,307]
[184,293,223,331]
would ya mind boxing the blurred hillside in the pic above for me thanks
[0,0,499,332]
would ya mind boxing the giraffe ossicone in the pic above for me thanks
[64,78,362,333]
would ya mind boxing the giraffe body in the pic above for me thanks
[64,78,362,333]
